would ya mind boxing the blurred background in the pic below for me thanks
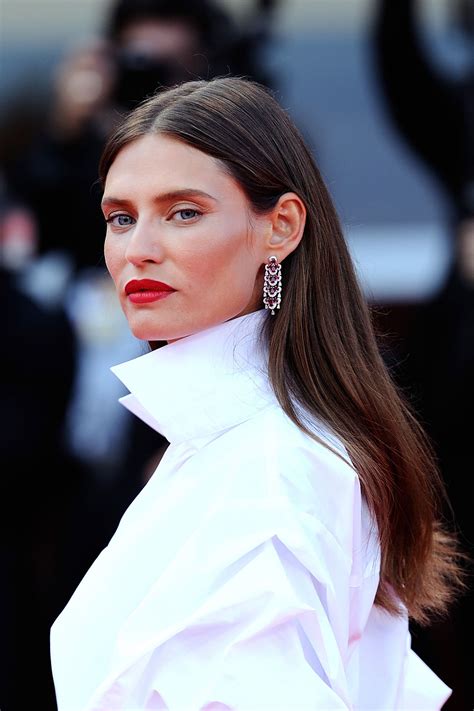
[0,0,472,709]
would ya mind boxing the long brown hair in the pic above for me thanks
[99,76,463,623]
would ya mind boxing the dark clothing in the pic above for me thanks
[0,267,148,710]
[398,270,474,711]
[0,267,79,710]
[371,3,474,708]
[5,123,107,272]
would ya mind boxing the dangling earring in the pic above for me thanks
[263,255,282,315]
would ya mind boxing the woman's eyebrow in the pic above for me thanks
[101,188,218,209]
[155,189,218,203]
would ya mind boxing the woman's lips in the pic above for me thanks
[128,291,174,304]
[125,279,176,304]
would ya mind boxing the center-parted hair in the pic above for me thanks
[99,76,464,622]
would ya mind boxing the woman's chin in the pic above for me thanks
[130,324,166,342]
[131,323,183,344]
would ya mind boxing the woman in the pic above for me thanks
[50,77,463,710]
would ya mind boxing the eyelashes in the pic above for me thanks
[104,208,202,227]
[105,214,135,227]
[175,208,200,221]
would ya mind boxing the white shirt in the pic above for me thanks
[50,310,451,711]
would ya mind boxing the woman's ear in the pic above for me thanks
[266,192,306,261]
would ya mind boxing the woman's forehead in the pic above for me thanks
[104,134,245,201]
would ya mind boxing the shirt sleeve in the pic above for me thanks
[88,428,364,710]
[147,535,352,710]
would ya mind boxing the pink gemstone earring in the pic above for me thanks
[263,255,282,315]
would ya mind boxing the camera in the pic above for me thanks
[113,49,190,109]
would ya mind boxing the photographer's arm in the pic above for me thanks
[370,0,463,202]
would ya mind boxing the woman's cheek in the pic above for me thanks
[174,241,222,283]
[104,236,120,283]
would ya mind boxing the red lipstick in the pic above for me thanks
[125,279,176,304]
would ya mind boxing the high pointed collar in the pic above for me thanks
[111,310,276,444]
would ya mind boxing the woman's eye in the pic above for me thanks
[106,214,135,227]
[174,208,200,221]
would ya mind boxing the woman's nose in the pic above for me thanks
[124,219,164,265]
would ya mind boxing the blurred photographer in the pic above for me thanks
[371,1,474,708]
[108,0,276,112]
[4,0,277,272]
[371,0,474,274]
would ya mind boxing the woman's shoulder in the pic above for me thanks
[242,400,356,478]
[215,400,356,488]
[266,405,360,526]
[207,403,361,544]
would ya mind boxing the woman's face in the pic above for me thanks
[103,133,268,342]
